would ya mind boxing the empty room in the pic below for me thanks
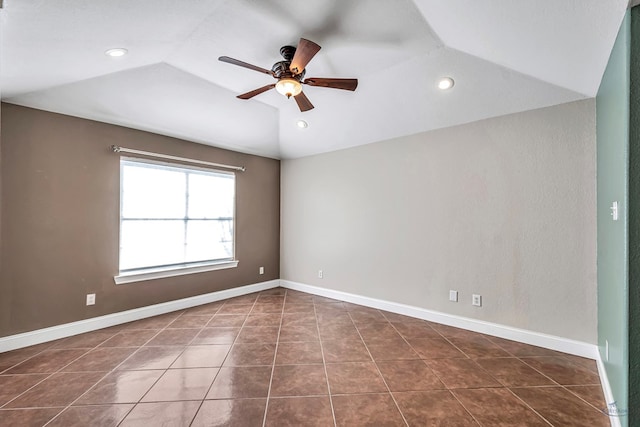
[0,0,637,426]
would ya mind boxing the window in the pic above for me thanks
[116,158,236,283]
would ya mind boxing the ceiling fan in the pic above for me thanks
[219,38,358,112]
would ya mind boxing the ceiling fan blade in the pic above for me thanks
[219,56,274,76]
[293,91,314,112]
[237,84,276,100]
[289,38,321,75]
[303,78,358,91]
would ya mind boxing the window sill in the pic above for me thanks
[114,260,239,285]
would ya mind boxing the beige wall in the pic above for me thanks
[281,99,597,343]
[0,103,280,337]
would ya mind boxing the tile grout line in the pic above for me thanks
[428,323,608,424]
[380,318,485,426]
[385,316,595,426]
[313,299,338,427]
[515,355,610,415]
[480,337,605,410]
[261,290,287,427]
[388,314,506,425]
[189,296,261,427]
[1,334,112,410]
[1,373,57,411]
[0,342,58,375]
[507,381,611,419]
[425,326,556,425]
[561,385,612,415]
[515,358,568,387]
[43,310,190,426]
[2,323,168,419]
[138,299,262,424]
[347,310,410,427]
[502,387,555,426]
[384,311,554,425]
[114,311,195,426]
[2,336,112,414]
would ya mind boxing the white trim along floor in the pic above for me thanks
[0,279,619,426]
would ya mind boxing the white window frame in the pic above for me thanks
[114,157,238,285]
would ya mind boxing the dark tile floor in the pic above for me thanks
[0,287,611,426]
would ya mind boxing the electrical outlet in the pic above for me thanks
[86,293,96,306]
[449,290,458,302]
[318,270,323,279]
[472,294,482,307]
[259,266,264,275]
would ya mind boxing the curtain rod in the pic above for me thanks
[110,145,245,172]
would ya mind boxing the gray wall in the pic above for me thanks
[596,10,630,424]
[0,104,280,337]
[281,99,597,343]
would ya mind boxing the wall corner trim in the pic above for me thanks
[280,280,599,360]
[0,279,280,353]
[596,351,625,427]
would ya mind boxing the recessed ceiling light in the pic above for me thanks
[438,77,455,90]
[105,48,128,57]
[296,120,308,129]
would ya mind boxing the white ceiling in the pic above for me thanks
[0,0,628,159]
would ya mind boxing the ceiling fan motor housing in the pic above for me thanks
[272,60,304,80]
[279,45,296,61]
[273,46,304,80]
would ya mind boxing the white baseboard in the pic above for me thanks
[2,278,598,360]
[596,352,625,427]
[289,278,617,426]
[0,280,280,353]
[2,277,618,427]
[280,280,598,360]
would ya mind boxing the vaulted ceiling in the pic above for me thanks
[0,0,628,158]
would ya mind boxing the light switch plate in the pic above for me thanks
[611,201,619,221]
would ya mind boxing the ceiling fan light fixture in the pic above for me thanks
[219,38,357,112]
[105,48,128,57]
[275,78,302,98]
[438,77,455,90]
